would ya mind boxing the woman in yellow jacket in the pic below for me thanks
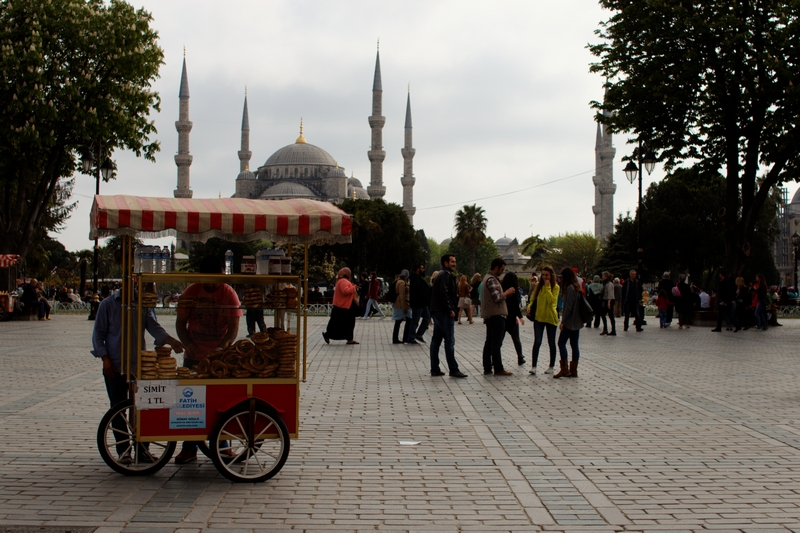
[527,265,559,375]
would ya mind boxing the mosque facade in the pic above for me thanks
[172,49,417,225]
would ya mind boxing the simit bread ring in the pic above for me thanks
[231,369,251,378]
[223,351,242,368]
[251,332,270,343]
[196,359,210,374]
[210,360,228,378]
[249,352,266,370]
[236,341,255,357]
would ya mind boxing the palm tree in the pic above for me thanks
[520,234,549,270]
[454,204,487,275]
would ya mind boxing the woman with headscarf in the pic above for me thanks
[392,269,413,344]
[501,271,525,365]
[456,274,474,324]
[322,267,359,345]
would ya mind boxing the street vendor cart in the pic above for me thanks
[91,195,351,482]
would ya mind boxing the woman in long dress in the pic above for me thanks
[322,267,359,345]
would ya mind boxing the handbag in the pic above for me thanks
[578,291,594,324]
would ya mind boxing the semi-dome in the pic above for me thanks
[327,166,347,179]
[348,176,364,188]
[236,169,255,180]
[348,185,370,200]
[260,181,316,199]
[263,142,338,167]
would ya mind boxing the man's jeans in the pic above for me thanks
[410,306,430,340]
[430,312,458,373]
[363,298,384,318]
[482,315,507,372]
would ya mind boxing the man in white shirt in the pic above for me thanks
[699,287,711,309]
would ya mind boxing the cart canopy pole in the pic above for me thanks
[303,244,308,382]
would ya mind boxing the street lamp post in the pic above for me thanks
[81,146,116,320]
[623,139,657,268]
[792,232,799,291]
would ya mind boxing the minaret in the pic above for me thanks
[592,92,616,242]
[367,42,386,200]
[174,54,193,199]
[238,90,251,172]
[401,87,416,224]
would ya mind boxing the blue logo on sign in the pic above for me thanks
[182,388,193,398]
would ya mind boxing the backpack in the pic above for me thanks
[385,280,398,304]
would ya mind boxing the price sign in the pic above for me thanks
[135,381,177,410]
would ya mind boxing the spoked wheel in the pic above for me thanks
[209,399,290,483]
[97,399,176,476]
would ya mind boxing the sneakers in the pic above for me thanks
[544,367,554,375]
[449,371,468,378]
[431,370,446,377]
[529,367,537,375]
[494,370,513,376]
[174,449,197,464]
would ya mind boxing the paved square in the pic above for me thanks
[1,314,799,532]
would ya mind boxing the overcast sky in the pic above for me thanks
[53,0,800,253]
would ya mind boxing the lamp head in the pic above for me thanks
[623,161,638,184]
[100,158,116,181]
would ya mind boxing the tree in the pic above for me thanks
[589,0,800,277]
[0,0,164,260]
[541,233,602,277]
[321,199,425,280]
[454,204,487,275]
[445,238,499,279]
[425,238,443,277]
[596,214,637,278]
[520,234,549,270]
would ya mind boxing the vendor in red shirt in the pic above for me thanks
[176,256,242,364]
[174,255,242,465]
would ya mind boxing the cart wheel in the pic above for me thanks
[209,400,290,483]
[97,399,176,476]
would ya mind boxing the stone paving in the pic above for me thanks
[0,313,799,533]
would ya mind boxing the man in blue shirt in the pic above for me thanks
[92,286,184,463]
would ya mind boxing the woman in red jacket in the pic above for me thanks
[323,267,360,345]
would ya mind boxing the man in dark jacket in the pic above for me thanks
[712,268,736,332]
[408,263,431,343]
[429,254,467,378]
[622,270,643,332]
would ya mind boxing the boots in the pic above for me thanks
[553,359,571,379]
[392,320,403,344]
[569,360,578,378]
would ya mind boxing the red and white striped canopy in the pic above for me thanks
[0,254,19,268]
[90,195,352,244]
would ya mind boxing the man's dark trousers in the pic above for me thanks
[482,315,507,372]
[430,312,458,373]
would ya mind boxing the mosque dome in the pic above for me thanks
[263,142,338,167]
[348,185,370,199]
[327,166,347,179]
[441,238,452,247]
[260,181,316,199]
[792,188,800,205]
[348,176,364,188]
[495,236,512,247]
[236,169,255,180]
